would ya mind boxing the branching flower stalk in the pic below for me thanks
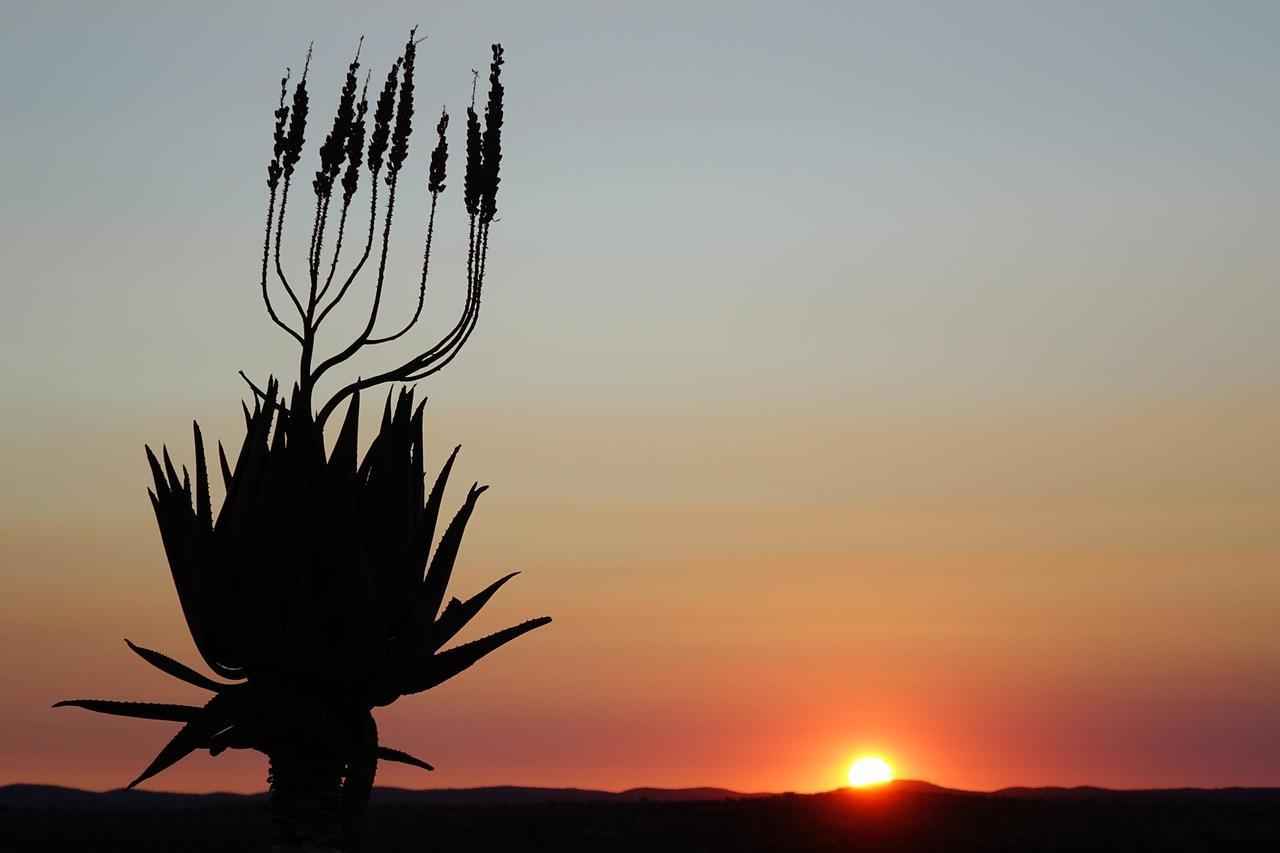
[56,32,538,853]
[245,28,505,426]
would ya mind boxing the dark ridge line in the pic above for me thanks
[3,780,1278,811]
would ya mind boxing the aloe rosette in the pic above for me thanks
[57,382,549,843]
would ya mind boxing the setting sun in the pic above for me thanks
[848,757,894,787]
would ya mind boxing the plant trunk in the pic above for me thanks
[268,749,345,852]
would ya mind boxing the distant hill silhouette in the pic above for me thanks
[991,784,1280,804]
[0,783,771,810]
[4,782,1278,851]
[0,784,265,809]
[5,780,1277,808]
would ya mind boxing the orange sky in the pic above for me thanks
[3,396,1278,793]
[2,2,1279,795]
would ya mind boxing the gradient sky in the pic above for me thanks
[2,1,1278,794]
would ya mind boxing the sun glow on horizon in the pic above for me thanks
[848,756,894,787]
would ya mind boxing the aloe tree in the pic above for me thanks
[55,31,548,852]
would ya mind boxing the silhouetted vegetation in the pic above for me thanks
[54,29,545,852]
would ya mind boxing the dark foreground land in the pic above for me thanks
[3,782,1278,852]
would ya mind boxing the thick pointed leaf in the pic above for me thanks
[145,445,168,497]
[381,388,394,432]
[410,399,427,513]
[146,454,241,676]
[419,483,487,625]
[147,490,227,676]
[162,446,182,495]
[128,689,251,789]
[193,421,212,529]
[430,571,520,653]
[53,699,200,722]
[355,388,395,486]
[217,440,233,496]
[376,480,490,701]
[222,377,278,522]
[403,616,551,696]
[356,393,417,602]
[125,639,231,692]
[328,388,361,473]
[419,445,461,576]
[394,387,415,432]
[377,746,433,772]
[386,445,461,634]
[176,509,243,677]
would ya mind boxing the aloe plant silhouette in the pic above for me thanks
[55,32,546,852]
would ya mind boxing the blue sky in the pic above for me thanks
[3,1,1277,417]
